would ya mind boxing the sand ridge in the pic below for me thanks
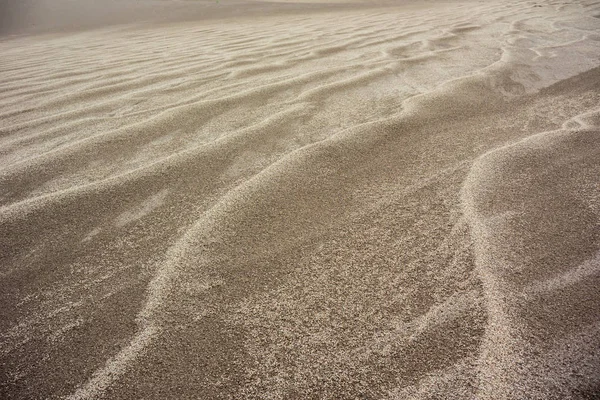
[1,0,600,398]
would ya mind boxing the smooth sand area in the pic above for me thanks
[1,0,600,398]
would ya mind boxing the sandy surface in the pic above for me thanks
[1,0,600,399]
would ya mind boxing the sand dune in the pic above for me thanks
[1,0,600,398]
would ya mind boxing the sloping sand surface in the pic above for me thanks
[1,0,600,398]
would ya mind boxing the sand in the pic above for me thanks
[1,0,600,398]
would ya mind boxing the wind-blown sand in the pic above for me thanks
[1,0,600,398]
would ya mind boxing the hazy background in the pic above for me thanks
[0,0,363,35]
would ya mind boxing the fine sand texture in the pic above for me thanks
[1,0,600,399]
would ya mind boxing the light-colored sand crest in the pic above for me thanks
[67,326,158,400]
[462,109,600,399]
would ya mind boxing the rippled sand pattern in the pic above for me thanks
[1,0,600,398]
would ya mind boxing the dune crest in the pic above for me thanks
[462,107,600,399]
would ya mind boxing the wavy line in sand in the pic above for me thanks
[68,69,599,400]
[462,108,600,399]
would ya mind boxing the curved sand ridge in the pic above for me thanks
[1,0,600,399]
[462,106,600,399]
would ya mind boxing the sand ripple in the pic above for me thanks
[1,0,599,398]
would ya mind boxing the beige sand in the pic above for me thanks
[1,0,600,398]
